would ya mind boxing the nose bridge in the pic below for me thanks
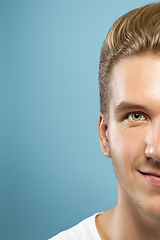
[145,118,160,160]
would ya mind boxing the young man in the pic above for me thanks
[50,2,160,239]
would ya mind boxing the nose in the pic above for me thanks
[145,121,160,161]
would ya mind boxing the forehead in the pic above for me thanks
[110,54,160,109]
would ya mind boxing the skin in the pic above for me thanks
[96,53,160,240]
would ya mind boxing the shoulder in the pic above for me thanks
[49,213,102,240]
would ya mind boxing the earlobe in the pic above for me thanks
[98,111,111,158]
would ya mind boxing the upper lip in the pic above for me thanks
[139,170,160,177]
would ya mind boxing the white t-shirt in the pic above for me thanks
[49,213,102,240]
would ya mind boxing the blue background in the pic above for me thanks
[1,0,156,239]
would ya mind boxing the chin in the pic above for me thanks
[136,198,160,220]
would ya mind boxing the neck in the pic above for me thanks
[113,186,160,240]
[96,185,160,240]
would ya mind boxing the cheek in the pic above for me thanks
[108,127,146,175]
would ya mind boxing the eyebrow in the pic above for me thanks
[114,101,146,117]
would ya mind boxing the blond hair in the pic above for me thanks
[99,2,160,121]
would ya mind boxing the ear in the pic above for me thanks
[98,111,111,158]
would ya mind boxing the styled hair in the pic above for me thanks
[99,2,160,121]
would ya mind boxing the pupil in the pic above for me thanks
[134,113,140,119]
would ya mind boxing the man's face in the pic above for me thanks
[98,54,160,219]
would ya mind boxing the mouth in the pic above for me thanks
[139,171,160,187]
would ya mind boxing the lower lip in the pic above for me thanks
[141,173,160,187]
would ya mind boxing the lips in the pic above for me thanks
[140,171,160,177]
[139,171,160,187]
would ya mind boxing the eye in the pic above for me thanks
[128,112,146,121]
